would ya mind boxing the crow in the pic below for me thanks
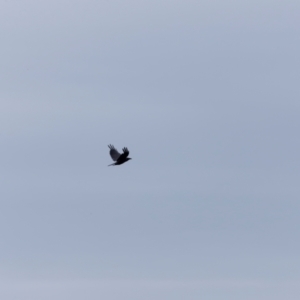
[108,144,132,166]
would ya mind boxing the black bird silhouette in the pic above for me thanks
[108,144,132,166]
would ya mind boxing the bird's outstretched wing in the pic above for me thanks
[118,147,129,161]
[108,144,121,161]
[121,147,129,158]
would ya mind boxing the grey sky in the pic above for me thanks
[1,0,300,299]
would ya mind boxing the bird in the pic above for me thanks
[108,144,132,166]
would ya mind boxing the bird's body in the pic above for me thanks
[108,144,132,166]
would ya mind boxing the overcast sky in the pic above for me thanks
[1,1,300,299]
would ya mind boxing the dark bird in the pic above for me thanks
[108,144,132,166]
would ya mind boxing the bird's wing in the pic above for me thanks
[121,147,129,158]
[108,144,121,161]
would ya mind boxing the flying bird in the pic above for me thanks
[108,144,132,166]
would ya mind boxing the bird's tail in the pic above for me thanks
[108,163,116,166]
